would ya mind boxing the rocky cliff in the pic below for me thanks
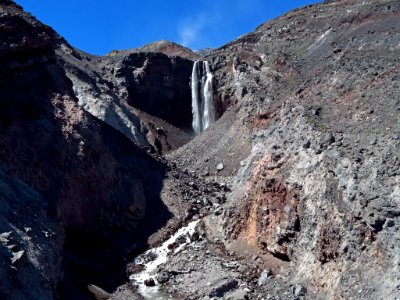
[1,0,400,299]
[58,42,194,154]
[0,1,179,299]
[168,0,400,298]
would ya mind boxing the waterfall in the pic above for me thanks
[191,61,215,134]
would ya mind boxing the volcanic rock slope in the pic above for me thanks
[57,38,196,154]
[168,0,400,299]
[1,0,400,299]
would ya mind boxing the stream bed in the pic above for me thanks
[129,220,200,299]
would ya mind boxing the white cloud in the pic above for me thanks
[178,15,206,48]
[177,2,223,49]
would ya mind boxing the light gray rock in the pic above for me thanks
[88,284,111,300]
[10,250,24,264]
[293,284,307,298]
[217,163,224,171]
[257,269,272,286]
[224,288,249,300]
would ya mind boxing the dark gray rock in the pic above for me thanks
[303,141,311,149]
[144,278,155,287]
[155,271,170,284]
[365,211,386,232]
[209,278,239,298]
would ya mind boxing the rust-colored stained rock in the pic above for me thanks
[246,177,300,260]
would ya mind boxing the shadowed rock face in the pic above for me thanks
[0,2,172,299]
[57,42,195,154]
[122,52,194,129]
[0,170,62,300]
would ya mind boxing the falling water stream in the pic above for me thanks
[128,61,214,299]
[129,220,199,299]
[191,61,215,134]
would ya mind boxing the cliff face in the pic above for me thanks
[169,0,400,298]
[0,2,174,299]
[57,39,194,155]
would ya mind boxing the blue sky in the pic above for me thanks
[15,0,320,55]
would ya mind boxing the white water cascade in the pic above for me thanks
[129,220,199,299]
[191,61,215,134]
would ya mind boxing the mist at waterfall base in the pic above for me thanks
[191,61,215,135]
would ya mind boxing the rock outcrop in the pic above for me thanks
[58,43,194,154]
[108,39,200,60]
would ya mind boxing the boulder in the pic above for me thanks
[257,269,272,286]
[156,271,170,284]
[144,278,155,287]
[217,163,224,171]
[293,284,307,298]
[209,278,238,298]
